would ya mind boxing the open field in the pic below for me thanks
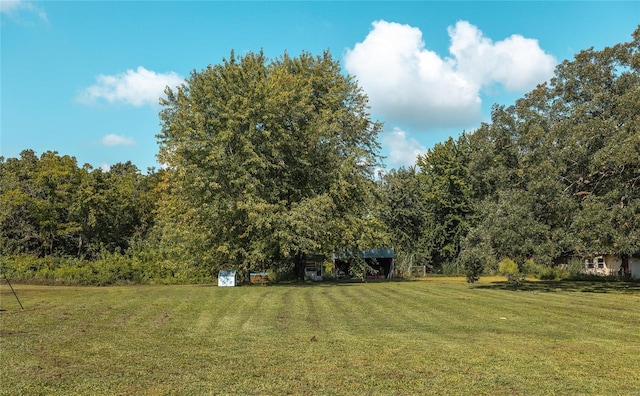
[1,277,640,395]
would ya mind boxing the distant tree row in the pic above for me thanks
[0,151,162,259]
[1,27,638,284]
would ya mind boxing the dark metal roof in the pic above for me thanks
[334,248,394,259]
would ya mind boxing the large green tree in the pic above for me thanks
[156,50,383,279]
[0,150,85,256]
[459,26,640,280]
[76,162,161,258]
[416,136,474,272]
[379,166,429,275]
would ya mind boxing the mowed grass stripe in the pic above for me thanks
[1,280,640,395]
[372,281,640,394]
[385,280,637,342]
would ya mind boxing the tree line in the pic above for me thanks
[1,28,638,284]
[384,28,640,280]
[0,152,161,259]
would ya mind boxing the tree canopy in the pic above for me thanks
[457,26,640,279]
[155,50,384,279]
[0,150,160,259]
[2,28,639,285]
[379,27,640,280]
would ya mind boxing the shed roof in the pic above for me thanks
[334,248,394,260]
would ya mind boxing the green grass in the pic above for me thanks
[1,277,640,395]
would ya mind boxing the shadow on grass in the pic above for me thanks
[473,279,640,294]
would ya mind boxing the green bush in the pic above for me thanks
[536,266,568,280]
[524,259,584,281]
[0,253,216,286]
[523,259,541,276]
[566,258,585,277]
[498,258,526,288]
[498,258,518,275]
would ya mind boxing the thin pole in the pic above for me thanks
[3,276,24,310]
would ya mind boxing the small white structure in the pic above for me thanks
[218,270,237,287]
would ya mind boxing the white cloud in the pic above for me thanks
[382,127,426,168]
[0,0,48,22]
[344,20,556,130]
[0,0,22,13]
[448,21,557,92]
[100,163,111,172]
[78,66,184,107]
[101,134,136,147]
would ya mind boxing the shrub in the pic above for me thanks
[537,267,557,280]
[566,258,585,277]
[393,250,416,279]
[498,258,518,275]
[442,261,464,276]
[0,253,216,286]
[523,259,542,276]
[498,258,526,288]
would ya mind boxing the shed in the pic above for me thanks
[218,270,237,287]
[334,248,395,279]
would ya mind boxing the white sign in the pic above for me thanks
[218,270,237,287]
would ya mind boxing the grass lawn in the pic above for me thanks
[1,277,640,395]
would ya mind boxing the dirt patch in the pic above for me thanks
[0,329,30,337]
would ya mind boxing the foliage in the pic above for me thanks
[456,228,492,283]
[380,136,475,275]
[566,258,586,276]
[379,167,430,271]
[392,250,418,278]
[0,251,204,286]
[455,26,640,280]
[380,28,640,278]
[156,50,384,278]
[0,151,160,260]
[2,30,640,284]
[441,260,465,276]
[498,258,526,288]
[498,258,519,275]
[416,136,474,271]
[522,258,581,280]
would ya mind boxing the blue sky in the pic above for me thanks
[2,1,639,172]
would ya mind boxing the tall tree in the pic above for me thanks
[26,151,84,256]
[0,150,42,255]
[77,162,160,257]
[156,50,383,279]
[379,166,429,274]
[416,136,474,272]
[511,27,640,258]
